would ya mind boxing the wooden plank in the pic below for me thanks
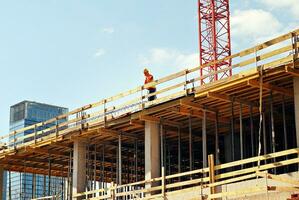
[207,91,259,107]
[268,186,299,192]
[214,148,299,171]
[139,115,183,127]
[207,186,266,199]
[215,157,299,180]
[256,172,299,186]
[180,99,217,113]
[247,79,294,97]
[286,66,299,77]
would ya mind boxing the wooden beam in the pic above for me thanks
[207,92,259,107]
[139,115,183,127]
[247,79,294,97]
[256,172,299,186]
[24,147,69,158]
[285,66,299,77]
[4,155,68,166]
[168,107,229,124]
[179,99,217,113]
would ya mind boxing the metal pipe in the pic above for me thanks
[178,127,181,174]
[8,171,11,200]
[48,157,51,196]
[282,96,288,150]
[250,105,254,157]
[240,103,243,160]
[231,101,235,161]
[160,122,164,168]
[189,115,193,171]
[118,133,122,185]
[134,140,138,182]
[215,111,219,165]
[202,110,207,168]
[270,91,276,154]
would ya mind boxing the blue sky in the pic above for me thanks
[0,0,298,134]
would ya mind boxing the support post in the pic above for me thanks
[270,91,276,154]
[240,103,243,161]
[178,127,181,174]
[48,157,51,196]
[250,105,254,157]
[203,110,207,168]
[118,133,122,185]
[189,116,193,171]
[144,121,160,192]
[208,155,215,197]
[231,101,235,161]
[0,166,3,200]
[215,112,220,165]
[72,139,87,200]
[294,77,299,147]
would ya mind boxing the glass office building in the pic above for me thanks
[6,101,68,200]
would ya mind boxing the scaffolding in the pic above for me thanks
[0,28,298,200]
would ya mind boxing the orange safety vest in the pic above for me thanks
[144,74,156,89]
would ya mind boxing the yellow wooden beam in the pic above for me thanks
[247,79,294,97]
[207,91,259,107]
[138,115,183,127]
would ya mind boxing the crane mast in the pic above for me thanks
[198,0,232,84]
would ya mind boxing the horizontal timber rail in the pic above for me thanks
[70,147,299,200]
[1,28,299,156]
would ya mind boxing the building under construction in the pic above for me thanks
[0,27,298,199]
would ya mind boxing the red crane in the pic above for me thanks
[198,0,232,85]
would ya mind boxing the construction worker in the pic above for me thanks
[143,68,157,101]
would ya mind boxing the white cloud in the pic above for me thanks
[139,48,199,70]
[94,48,106,57]
[231,9,281,42]
[102,27,115,34]
[261,0,299,18]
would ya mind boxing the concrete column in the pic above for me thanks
[72,140,86,200]
[144,121,160,189]
[0,167,3,200]
[294,77,299,147]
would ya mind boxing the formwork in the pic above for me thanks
[0,29,299,200]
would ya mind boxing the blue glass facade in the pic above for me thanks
[6,101,68,200]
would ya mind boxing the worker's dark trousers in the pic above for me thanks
[148,88,157,101]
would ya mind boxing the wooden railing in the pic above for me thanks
[71,147,299,200]
[1,28,299,154]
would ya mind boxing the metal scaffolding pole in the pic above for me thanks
[282,95,288,172]
[160,123,164,168]
[215,111,220,165]
[134,139,138,182]
[189,116,193,171]
[282,96,288,150]
[178,127,181,174]
[231,101,235,161]
[263,112,267,155]
[32,173,36,199]
[240,103,243,160]
[48,157,52,196]
[118,133,122,185]
[270,91,276,154]
[270,91,276,173]
[8,170,11,200]
[250,105,254,157]
[202,110,207,168]
[93,145,97,197]
[102,145,105,191]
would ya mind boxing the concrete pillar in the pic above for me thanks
[144,121,160,189]
[0,167,3,200]
[72,140,86,200]
[294,77,299,147]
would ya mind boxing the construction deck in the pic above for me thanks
[0,29,299,200]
